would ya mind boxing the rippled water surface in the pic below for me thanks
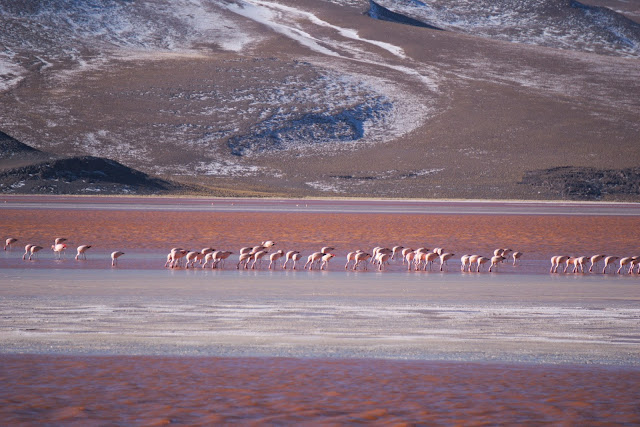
[2,198,639,424]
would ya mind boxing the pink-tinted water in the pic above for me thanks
[1,355,639,425]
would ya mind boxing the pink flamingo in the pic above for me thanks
[212,250,233,269]
[29,245,43,260]
[22,244,34,260]
[320,253,335,270]
[185,251,202,268]
[391,246,404,261]
[401,247,414,265]
[75,245,92,260]
[4,237,18,251]
[251,250,269,269]
[283,250,301,269]
[589,254,606,272]
[439,252,455,271]
[54,237,67,245]
[376,252,391,271]
[51,243,67,259]
[304,252,324,270]
[460,255,470,272]
[512,251,523,266]
[290,252,302,270]
[237,252,252,269]
[353,252,372,270]
[476,256,489,272]
[405,251,416,271]
[111,251,124,266]
[603,256,619,274]
[344,250,363,270]
[489,255,505,272]
[617,257,632,274]
[268,250,285,269]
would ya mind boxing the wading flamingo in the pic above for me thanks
[391,246,404,261]
[304,252,324,270]
[589,254,606,273]
[320,253,335,270]
[512,251,523,266]
[212,250,233,269]
[603,256,619,274]
[439,253,455,271]
[489,255,505,272]
[22,244,34,260]
[268,250,285,269]
[51,243,67,259]
[353,252,371,270]
[75,245,92,260]
[54,237,67,245]
[290,252,302,270]
[401,248,414,265]
[376,252,391,271]
[460,255,470,272]
[4,237,17,251]
[251,250,269,269]
[185,251,202,268]
[29,245,43,260]
[476,256,489,272]
[283,250,301,269]
[237,252,252,269]
[405,251,416,271]
[345,250,363,270]
[111,251,124,266]
[617,257,632,274]
[423,252,439,271]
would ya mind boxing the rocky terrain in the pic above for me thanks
[0,0,638,200]
[0,131,187,195]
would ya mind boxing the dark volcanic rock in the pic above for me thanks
[520,166,640,200]
[0,131,184,195]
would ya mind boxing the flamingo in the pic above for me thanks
[111,251,124,266]
[304,252,324,270]
[268,250,285,269]
[344,250,363,270]
[405,251,416,271]
[320,253,335,270]
[4,237,18,251]
[185,251,201,268]
[262,240,276,248]
[290,252,302,270]
[512,251,523,266]
[489,255,505,272]
[321,246,335,254]
[391,246,404,261]
[212,250,233,269]
[237,252,252,269]
[574,256,588,273]
[551,255,569,273]
[629,256,640,274]
[54,237,67,245]
[401,247,414,265]
[75,245,92,260]
[589,254,606,273]
[460,255,470,272]
[603,256,619,274]
[22,244,34,260]
[376,252,391,271]
[617,257,633,274]
[283,250,301,269]
[29,245,43,260]
[353,252,371,270]
[203,252,215,268]
[476,256,489,272]
[51,243,67,259]
[166,248,188,268]
[439,252,455,271]
[423,252,439,271]
[565,257,578,273]
[251,250,269,269]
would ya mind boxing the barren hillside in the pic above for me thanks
[0,0,638,200]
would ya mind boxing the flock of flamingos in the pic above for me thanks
[4,237,640,274]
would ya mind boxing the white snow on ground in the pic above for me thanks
[373,0,640,57]
[0,55,26,92]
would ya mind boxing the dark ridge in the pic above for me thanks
[367,0,443,31]
[0,156,182,194]
[520,166,640,200]
[0,131,42,157]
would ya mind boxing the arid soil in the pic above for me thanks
[0,0,638,200]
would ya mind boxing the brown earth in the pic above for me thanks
[0,0,638,200]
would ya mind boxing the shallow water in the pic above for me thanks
[2,198,640,423]
[2,354,639,425]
